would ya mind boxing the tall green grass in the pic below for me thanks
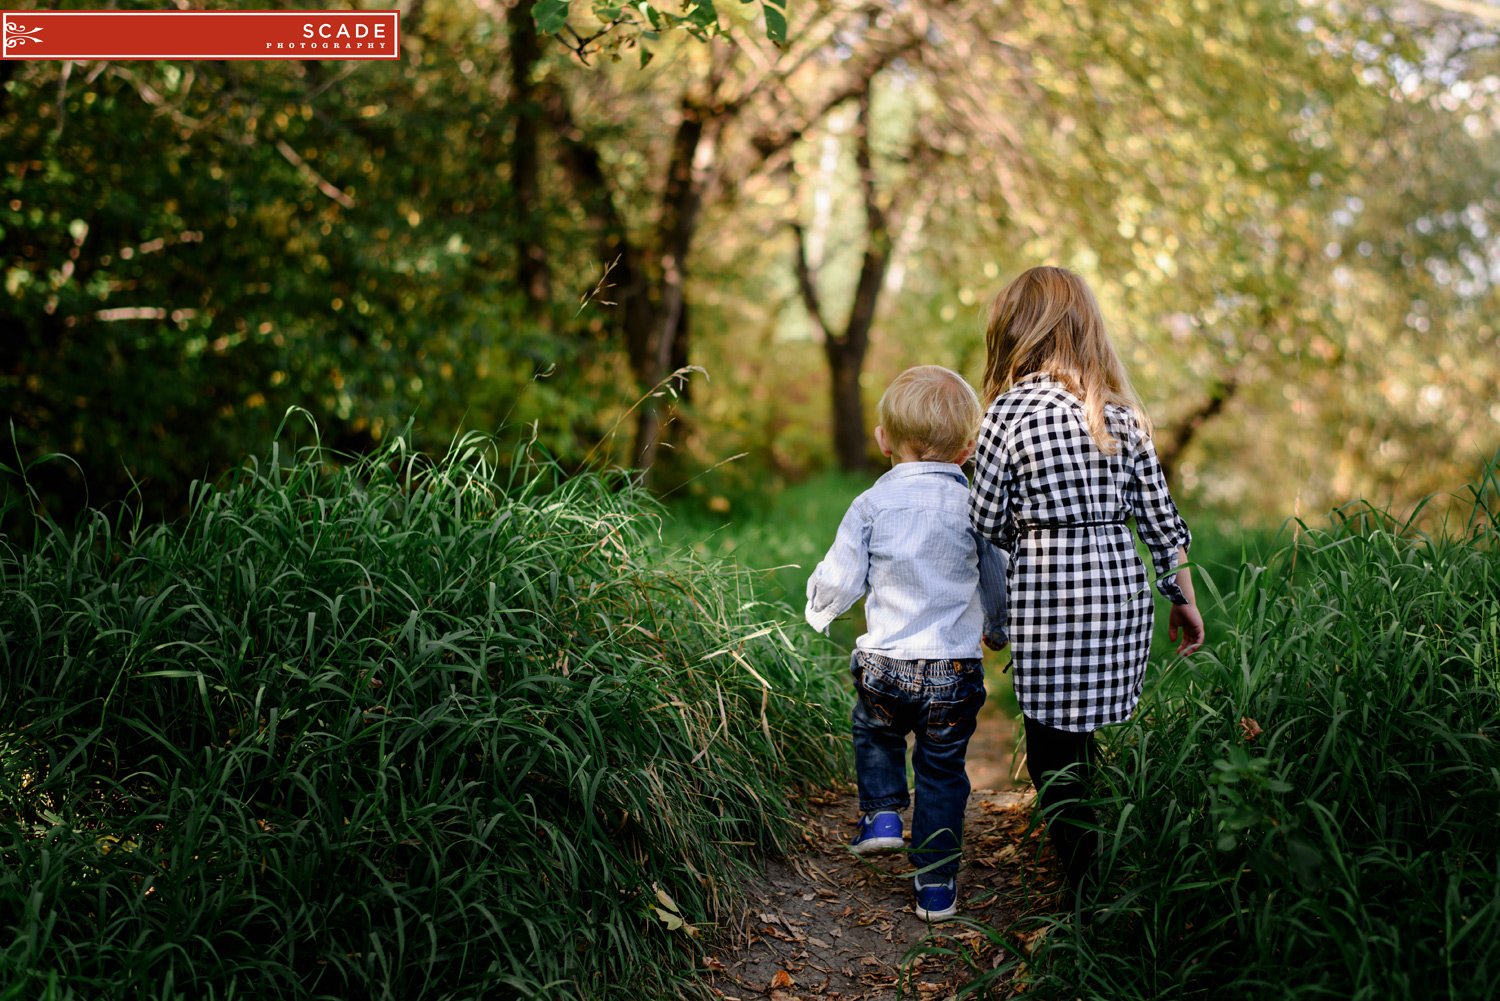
[665,472,876,644]
[0,423,846,1000]
[990,462,1500,999]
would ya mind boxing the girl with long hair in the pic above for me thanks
[969,266,1205,906]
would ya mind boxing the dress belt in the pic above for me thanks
[1018,519,1127,533]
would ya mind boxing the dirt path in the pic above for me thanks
[702,784,1067,1001]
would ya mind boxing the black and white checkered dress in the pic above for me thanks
[968,373,1191,732]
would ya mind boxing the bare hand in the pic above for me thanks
[1168,603,1205,656]
[983,634,1009,652]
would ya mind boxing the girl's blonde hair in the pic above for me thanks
[981,266,1150,455]
[877,365,982,462]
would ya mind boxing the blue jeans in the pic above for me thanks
[850,651,986,879]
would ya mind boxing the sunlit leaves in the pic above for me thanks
[531,0,778,61]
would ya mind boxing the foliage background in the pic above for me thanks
[5,0,1500,533]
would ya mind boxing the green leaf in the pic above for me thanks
[639,44,655,67]
[761,0,786,41]
[685,0,717,29]
[532,0,571,34]
[593,1,623,19]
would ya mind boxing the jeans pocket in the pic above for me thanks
[924,669,986,743]
[854,662,903,729]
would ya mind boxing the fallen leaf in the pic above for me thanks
[703,955,729,972]
[860,956,880,966]
[769,992,799,1001]
[759,913,784,925]
[808,937,831,949]
[770,969,795,990]
[991,844,1020,866]
[1240,716,1264,741]
[1013,927,1048,956]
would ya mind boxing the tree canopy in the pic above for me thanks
[4,0,1499,529]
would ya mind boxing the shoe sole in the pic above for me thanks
[914,903,959,921]
[849,836,904,855]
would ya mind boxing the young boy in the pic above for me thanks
[805,365,1008,921]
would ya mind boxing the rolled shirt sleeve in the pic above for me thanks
[805,499,873,634]
[1128,424,1193,604]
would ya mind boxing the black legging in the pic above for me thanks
[1023,715,1098,896]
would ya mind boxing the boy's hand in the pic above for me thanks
[1168,603,1205,656]
[983,633,1009,652]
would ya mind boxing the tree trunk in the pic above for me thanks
[631,106,707,473]
[826,337,869,471]
[792,89,889,473]
[508,0,550,307]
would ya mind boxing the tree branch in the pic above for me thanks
[854,88,885,246]
[274,139,355,209]
[1420,0,1500,23]
[791,223,834,341]
[840,87,890,355]
[1157,379,1238,482]
[741,37,919,171]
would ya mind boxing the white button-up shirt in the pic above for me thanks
[805,462,1009,660]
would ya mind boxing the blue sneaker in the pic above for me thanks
[850,811,904,855]
[913,877,958,921]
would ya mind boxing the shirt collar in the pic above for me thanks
[876,461,969,485]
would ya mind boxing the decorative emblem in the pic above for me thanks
[5,22,45,49]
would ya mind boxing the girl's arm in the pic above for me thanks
[1128,424,1194,605]
[1127,421,1205,654]
[1167,544,1205,656]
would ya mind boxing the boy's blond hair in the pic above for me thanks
[876,366,982,462]
[981,265,1150,455]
